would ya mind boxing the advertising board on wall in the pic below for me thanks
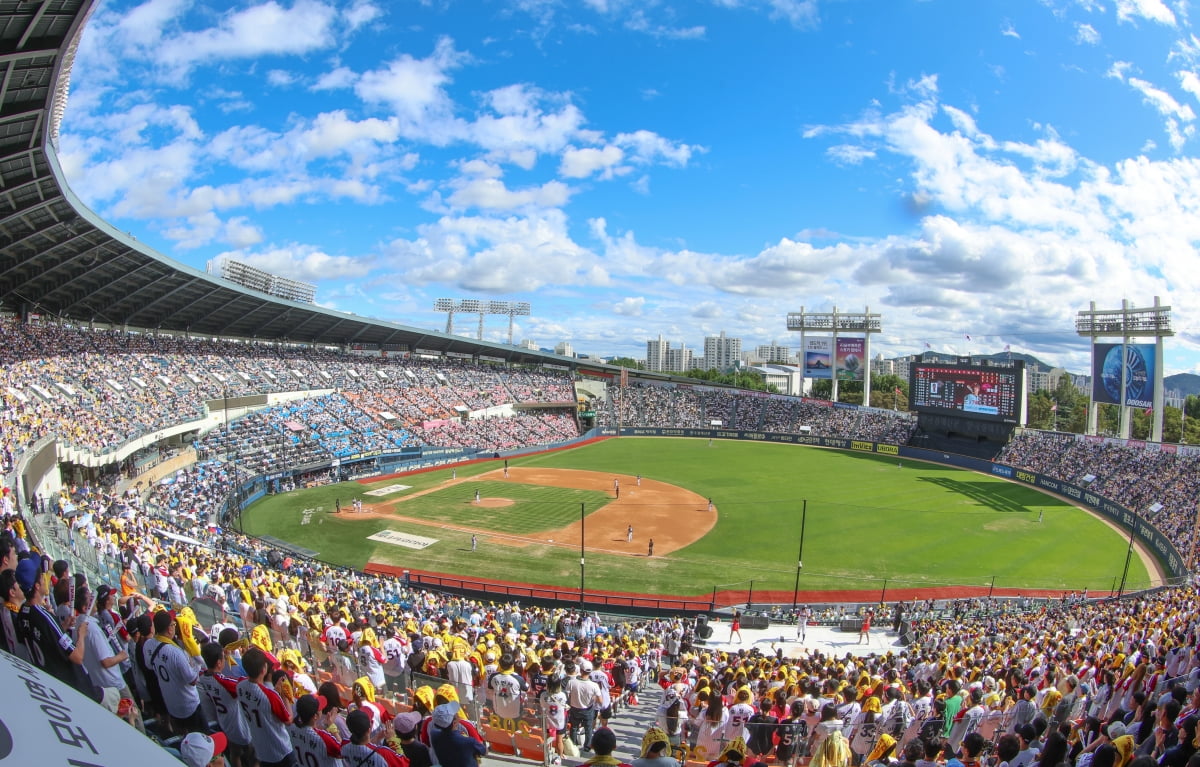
[804,337,833,379]
[1092,343,1156,409]
[835,338,865,381]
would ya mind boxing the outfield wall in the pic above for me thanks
[612,427,1187,579]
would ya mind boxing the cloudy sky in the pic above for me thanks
[59,0,1200,375]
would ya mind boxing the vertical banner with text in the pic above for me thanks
[836,337,866,381]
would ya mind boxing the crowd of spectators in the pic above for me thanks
[0,318,582,473]
[600,382,918,445]
[5,472,1200,767]
[997,432,1200,568]
[7,316,1200,767]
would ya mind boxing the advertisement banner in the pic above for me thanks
[804,337,833,378]
[1092,343,1156,409]
[836,337,865,381]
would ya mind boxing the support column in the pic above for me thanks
[1119,300,1131,439]
[831,305,840,404]
[1152,296,1165,442]
[1087,301,1098,436]
[863,305,872,408]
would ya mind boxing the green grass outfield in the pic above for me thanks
[240,438,1151,598]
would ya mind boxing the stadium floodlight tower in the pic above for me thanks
[434,298,459,335]
[489,301,531,345]
[786,306,883,405]
[434,298,483,337]
[435,299,530,341]
[1076,297,1172,442]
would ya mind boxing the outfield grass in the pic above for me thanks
[240,438,1152,597]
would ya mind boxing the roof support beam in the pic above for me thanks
[0,232,104,284]
[0,195,54,230]
[17,1,53,50]
[121,280,211,326]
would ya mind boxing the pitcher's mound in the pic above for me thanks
[475,498,514,508]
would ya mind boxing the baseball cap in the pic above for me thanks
[432,701,461,728]
[15,557,39,594]
[95,584,114,604]
[296,694,322,723]
[394,711,423,736]
[347,709,372,739]
[180,732,227,767]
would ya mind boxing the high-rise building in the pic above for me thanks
[871,354,915,383]
[665,346,693,372]
[646,335,670,372]
[703,331,741,372]
[755,341,792,364]
[554,341,574,357]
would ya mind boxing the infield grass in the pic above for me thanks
[240,438,1152,597]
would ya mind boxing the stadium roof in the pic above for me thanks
[0,0,585,365]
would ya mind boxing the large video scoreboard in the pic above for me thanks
[909,359,1026,424]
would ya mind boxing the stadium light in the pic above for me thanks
[434,298,532,341]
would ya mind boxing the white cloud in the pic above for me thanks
[1001,20,1020,39]
[1180,70,1200,100]
[267,69,299,86]
[118,0,188,46]
[313,65,357,91]
[223,216,265,248]
[1108,61,1135,81]
[612,296,645,316]
[381,209,606,293]
[560,145,626,178]
[826,144,876,164]
[614,130,705,167]
[218,244,375,282]
[470,84,593,164]
[1114,0,1176,25]
[445,177,574,211]
[1126,76,1196,149]
[623,10,705,39]
[355,37,470,142]
[1128,77,1195,120]
[1075,23,1100,45]
[158,1,340,79]
[343,0,381,30]
[728,0,819,28]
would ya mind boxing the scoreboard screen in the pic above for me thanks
[910,361,1025,424]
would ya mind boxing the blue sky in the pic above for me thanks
[59,0,1200,376]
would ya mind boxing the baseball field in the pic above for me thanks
[239,438,1154,599]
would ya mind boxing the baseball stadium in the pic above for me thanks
[0,3,1197,767]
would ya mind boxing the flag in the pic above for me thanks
[924,342,931,349]
[1004,344,1011,352]
[894,387,901,395]
[965,334,971,341]
[1051,403,1058,412]
[1144,407,1152,415]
